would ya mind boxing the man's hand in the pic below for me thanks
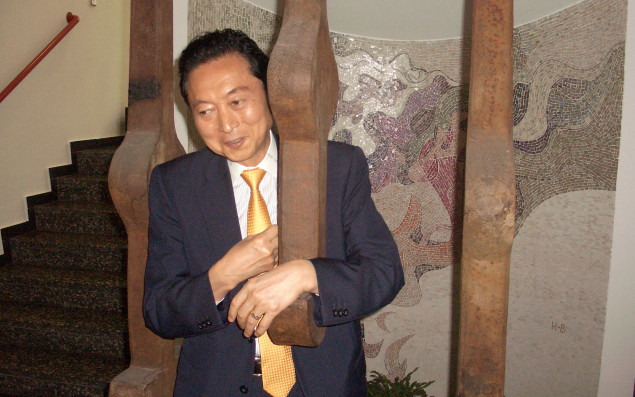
[227,259,318,338]
[208,225,279,302]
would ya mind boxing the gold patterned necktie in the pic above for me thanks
[241,168,296,397]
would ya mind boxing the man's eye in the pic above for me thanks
[231,99,243,106]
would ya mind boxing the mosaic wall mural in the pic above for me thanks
[187,0,626,395]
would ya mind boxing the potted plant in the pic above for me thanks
[367,368,435,397]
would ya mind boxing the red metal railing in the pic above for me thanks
[0,12,79,104]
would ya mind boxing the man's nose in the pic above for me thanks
[218,108,239,133]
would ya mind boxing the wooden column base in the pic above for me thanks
[268,293,326,347]
[109,365,175,397]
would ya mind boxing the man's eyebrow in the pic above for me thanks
[190,86,252,106]
[225,86,250,96]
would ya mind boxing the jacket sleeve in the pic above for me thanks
[310,145,404,327]
[142,165,230,339]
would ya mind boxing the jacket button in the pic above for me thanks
[239,385,248,393]
[198,323,204,329]
[206,320,212,325]
[333,309,338,317]
[343,309,348,316]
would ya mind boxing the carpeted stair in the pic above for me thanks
[0,137,130,396]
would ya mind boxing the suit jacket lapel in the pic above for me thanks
[195,150,242,264]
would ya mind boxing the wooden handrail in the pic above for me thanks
[0,12,79,104]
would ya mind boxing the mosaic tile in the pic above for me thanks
[187,0,626,394]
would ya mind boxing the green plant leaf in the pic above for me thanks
[367,368,435,397]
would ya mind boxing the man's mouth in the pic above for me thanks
[226,137,244,146]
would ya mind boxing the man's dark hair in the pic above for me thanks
[178,29,269,105]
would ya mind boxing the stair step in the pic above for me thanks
[0,264,126,311]
[0,345,127,397]
[77,147,117,176]
[34,201,125,236]
[10,231,126,272]
[0,301,128,359]
[56,174,111,203]
[0,136,127,396]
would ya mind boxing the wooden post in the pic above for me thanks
[266,0,338,347]
[108,0,184,395]
[457,0,515,396]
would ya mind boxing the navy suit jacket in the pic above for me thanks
[143,141,404,396]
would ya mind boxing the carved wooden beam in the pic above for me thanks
[108,0,184,395]
[266,0,338,347]
[456,0,515,396]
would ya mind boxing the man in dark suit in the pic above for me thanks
[143,29,404,396]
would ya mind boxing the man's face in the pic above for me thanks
[187,53,272,167]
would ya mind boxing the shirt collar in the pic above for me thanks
[228,130,278,184]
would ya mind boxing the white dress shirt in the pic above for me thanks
[225,130,278,357]
[227,130,278,238]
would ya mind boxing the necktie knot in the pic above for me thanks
[241,168,271,236]
[241,168,266,191]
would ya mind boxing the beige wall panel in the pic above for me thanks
[0,0,130,255]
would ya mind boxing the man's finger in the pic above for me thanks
[258,224,278,240]
[254,314,273,337]
[227,289,248,322]
[242,311,264,338]
[268,225,279,248]
[236,299,258,330]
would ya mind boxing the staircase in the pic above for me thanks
[0,137,129,396]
